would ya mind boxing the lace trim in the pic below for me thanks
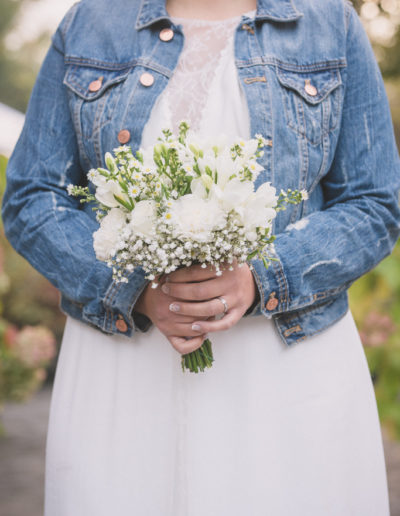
[164,13,254,133]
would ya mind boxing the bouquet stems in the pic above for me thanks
[181,338,214,373]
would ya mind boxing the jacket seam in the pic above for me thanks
[236,57,347,71]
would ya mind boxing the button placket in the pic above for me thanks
[118,130,131,144]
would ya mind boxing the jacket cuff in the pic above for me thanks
[82,268,150,337]
[249,253,289,318]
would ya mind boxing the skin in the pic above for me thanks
[135,0,259,354]
[166,0,257,20]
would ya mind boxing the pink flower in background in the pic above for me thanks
[13,325,56,368]
[359,311,396,347]
[4,323,18,349]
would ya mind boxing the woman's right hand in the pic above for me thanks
[134,279,208,355]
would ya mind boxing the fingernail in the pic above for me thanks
[169,303,180,312]
[192,324,202,332]
[161,284,170,294]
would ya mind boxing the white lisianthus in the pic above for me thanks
[254,181,278,208]
[94,176,128,208]
[169,195,226,242]
[129,200,157,236]
[212,178,254,212]
[93,208,127,260]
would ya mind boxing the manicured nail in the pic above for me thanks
[192,324,202,332]
[161,284,170,294]
[169,303,180,312]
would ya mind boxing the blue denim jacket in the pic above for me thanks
[2,0,400,344]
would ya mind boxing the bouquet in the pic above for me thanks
[68,122,306,373]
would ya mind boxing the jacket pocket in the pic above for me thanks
[63,62,131,137]
[276,64,343,145]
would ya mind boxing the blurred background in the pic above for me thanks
[0,0,400,515]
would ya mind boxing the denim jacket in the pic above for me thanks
[2,0,400,345]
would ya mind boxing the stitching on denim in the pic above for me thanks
[249,263,267,315]
[65,70,130,100]
[64,57,173,79]
[92,94,108,165]
[71,98,91,171]
[243,76,267,84]
[236,57,347,71]
[272,256,289,310]
[283,324,302,337]
[293,307,349,343]
[60,2,80,41]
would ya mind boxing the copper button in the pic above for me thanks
[140,72,155,87]
[304,80,317,97]
[88,79,102,92]
[266,294,279,311]
[159,28,174,42]
[118,129,131,144]
[116,318,128,333]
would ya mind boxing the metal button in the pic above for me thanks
[140,72,155,87]
[159,28,174,42]
[118,130,131,144]
[304,80,317,97]
[116,317,128,333]
[266,293,279,311]
[88,79,103,92]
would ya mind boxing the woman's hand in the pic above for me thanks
[162,261,258,336]
[134,277,209,355]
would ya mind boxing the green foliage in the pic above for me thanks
[349,241,400,440]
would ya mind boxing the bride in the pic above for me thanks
[2,0,400,514]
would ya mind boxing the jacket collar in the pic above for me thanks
[136,0,303,29]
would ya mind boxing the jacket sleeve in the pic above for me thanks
[249,4,400,319]
[1,11,150,337]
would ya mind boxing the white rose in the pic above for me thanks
[93,208,127,261]
[129,200,157,236]
[169,195,226,242]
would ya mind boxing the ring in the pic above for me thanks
[217,296,229,315]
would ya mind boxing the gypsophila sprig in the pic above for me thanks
[68,122,305,373]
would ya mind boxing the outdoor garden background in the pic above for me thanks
[0,1,400,515]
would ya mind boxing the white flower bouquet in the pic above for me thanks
[68,122,306,373]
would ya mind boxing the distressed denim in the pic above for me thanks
[2,0,400,344]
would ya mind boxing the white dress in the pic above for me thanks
[45,14,390,516]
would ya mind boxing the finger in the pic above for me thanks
[190,309,241,334]
[168,297,229,318]
[167,264,217,283]
[168,334,208,355]
[161,278,225,301]
[163,321,213,338]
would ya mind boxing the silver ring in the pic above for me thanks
[217,296,228,314]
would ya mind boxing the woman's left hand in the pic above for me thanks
[162,261,258,335]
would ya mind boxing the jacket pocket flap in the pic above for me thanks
[276,66,342,105]
[63,64,130,100]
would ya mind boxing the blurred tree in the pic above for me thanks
[0,0,43,112]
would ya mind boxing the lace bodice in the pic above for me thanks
[141,11,256,146]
